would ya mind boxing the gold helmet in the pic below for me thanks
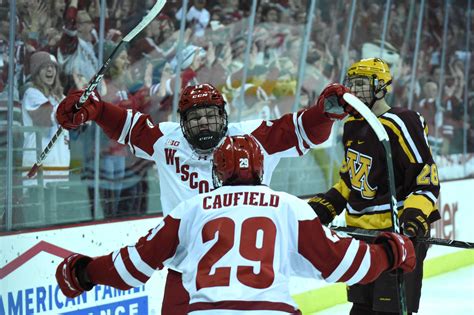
[346,57,392,92]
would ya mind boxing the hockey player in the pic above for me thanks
[56,135,416,314]
[55,82,348,314]
[308,58,441,315]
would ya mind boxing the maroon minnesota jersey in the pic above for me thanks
[326,107,440,229]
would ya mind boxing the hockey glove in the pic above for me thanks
[56,90,104,130]
[308,193,338,225]
[400,208,429,237]
[375,232,416,273]
[316,83,350,120]
[56,253,94,298]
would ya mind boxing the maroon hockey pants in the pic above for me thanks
[161,269,190,315]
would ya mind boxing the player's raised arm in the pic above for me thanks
[250,83,350,156]
[56,89,164,160]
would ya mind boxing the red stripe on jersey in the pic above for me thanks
[96,101,128,140]
[136,216,181,270]
[87,216,181,289]
[119,247,150,284]
[87,253,133,290]
[298,218,354,278]
[251,113,304,155]
[95,102,164,156]
[337,242,368,282]
[300,105,333,145]
[188,300,300,314]
[128,114,164,156]
[295,111,309,150]
[298,218,392,285]
[358,244,391,284]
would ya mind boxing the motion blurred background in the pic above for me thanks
[0,0,472,230]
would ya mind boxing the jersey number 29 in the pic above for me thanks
[196,217,276,290]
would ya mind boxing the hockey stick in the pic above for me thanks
[342,93,408,315]
[332,226,474,249]
[27,0,167,178]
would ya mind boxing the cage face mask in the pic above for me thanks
[181,106,227,154]
[344,58,393,109]
[178,84,228,153]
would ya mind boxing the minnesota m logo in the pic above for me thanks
[346,148,377,199]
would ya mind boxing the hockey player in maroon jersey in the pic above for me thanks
[55,82,348,314]
[56,135,416,314]
[308,58,441,314]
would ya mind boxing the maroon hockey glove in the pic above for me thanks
[56,90,104,130]
[56,253,94,298]
[315,83,350,120]
[308,193,338,225]
[375,232,416,273]
[400,208,429,237]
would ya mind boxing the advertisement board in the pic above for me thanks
[1,179,473,314]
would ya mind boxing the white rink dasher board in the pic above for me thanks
[1,178,473,314]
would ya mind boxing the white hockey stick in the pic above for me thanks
[27,0,167,178]
[342,93,408,315]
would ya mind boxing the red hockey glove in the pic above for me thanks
[316,83,350,120]
[375,232,416,273]
[56,253,94,298]
[56,90,104,130]
[308,193,338,225]
[400,208,429,237]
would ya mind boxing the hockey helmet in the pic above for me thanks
[212,135,264,187]
[344,58,392,108]
[178,84,228,153]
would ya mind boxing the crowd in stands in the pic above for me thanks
[0,0,472,223]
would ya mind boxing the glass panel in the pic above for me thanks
[1,0,472,231]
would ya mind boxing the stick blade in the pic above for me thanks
[342,93,389,142]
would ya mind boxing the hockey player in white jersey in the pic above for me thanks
[56,135,416,314]
[56,82,350,313]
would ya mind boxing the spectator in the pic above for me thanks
[56,135,416,314]
[22,51,69,186]
[175,0,211,38]
[58,0,99,93]
[415,81,443,153]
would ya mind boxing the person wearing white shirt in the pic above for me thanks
[176,0,211,38]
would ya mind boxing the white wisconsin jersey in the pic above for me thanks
[105,104,335,213]
[154,121,285,215]
[168,185,314,313]
[87,185,393,314]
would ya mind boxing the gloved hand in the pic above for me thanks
[400,208,429,237]
[56,253,94,298]
[316,83,350,120]
[375,232,416,272]
[56,90,104,130]
[308,193,338,225]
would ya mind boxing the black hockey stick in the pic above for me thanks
[331,226,474,249]
[27,0,167,178]
[343,93,408,315]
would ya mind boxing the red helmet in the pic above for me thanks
[212,135,264,187]
[179,84,228,153]
[178,83,225,113]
